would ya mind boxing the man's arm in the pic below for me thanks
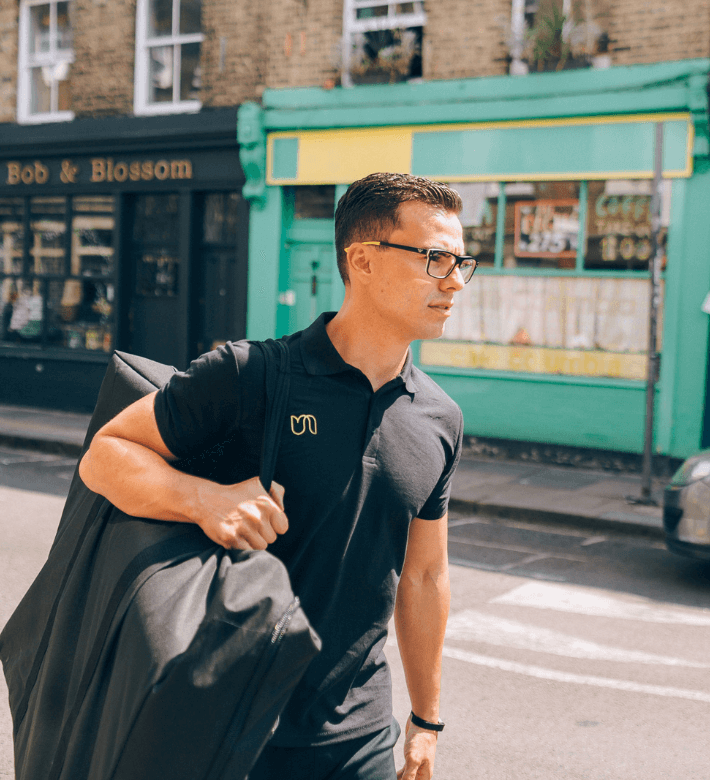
[78,391,287,550]
[394,514,450,780]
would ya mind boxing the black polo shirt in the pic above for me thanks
[154,313,463,747]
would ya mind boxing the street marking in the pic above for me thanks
[492,582,710,626]
[441,646,710,703]
[445,610,709,667]
[580,535,607,546]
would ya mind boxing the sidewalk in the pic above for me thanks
[0,403,666,539]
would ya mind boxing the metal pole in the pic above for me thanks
[638,122,664,503]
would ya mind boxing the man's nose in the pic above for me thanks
[442,264,466,291]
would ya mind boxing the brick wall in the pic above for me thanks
[263,0,341,89]
[0,2,18,123]
[71,0,136,117]
[606,0,710,65]
[424,0,510,80]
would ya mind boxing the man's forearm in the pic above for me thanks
[394,565,450,722]
[79,433,214,524]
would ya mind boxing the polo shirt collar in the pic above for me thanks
[300,312,417,394]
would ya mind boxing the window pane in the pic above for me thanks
[73,195,114,213]
[179,41,201,101]
[503,181,580,269]
[294,186,335,220]
[56,60,72,111]
[56,1,73,50]
[179,0,202,34]
[30,67,52,114]
[58,279,114,351]
[71,215,115,277]
[356,5,389,18]
[148,0,173,36]
[584,180,670,272]
[2,278,43,344]
[30,197,66,276]
[149,45,174,102]
[0,199,24,275]
[133,195,180,297]
[29,4,51,54]
[203,192,240,244]
[350,26,422,84]
[448,183,499,268]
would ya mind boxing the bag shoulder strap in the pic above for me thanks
[255,338,291,493]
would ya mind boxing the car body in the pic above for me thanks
[663,450,710,560]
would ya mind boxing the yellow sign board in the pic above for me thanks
[420,341,647,381]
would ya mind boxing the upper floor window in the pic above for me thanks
[17,0,75,124]
[134,0,203,115]
[341,1,426,87]
[509,0,609,75]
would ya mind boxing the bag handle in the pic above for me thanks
[256,338,291,494]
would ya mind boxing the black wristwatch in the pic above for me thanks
[410,711,445,732]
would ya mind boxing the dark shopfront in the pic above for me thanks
[0,109,248,411]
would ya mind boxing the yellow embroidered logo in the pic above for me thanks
[290,414,317,435]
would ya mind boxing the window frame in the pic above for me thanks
[509,0,572,76]
[17,0,75,125]
[341,0,427,88]
[134,0,203,116]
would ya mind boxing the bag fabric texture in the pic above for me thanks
[0,343,321,780]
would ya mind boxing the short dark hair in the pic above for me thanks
[334,172,463,284]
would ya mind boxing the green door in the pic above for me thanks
[278,220,341,335]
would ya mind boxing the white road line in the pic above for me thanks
[445,610,709,667]
[441,647,710,703]
[492,581,710,626]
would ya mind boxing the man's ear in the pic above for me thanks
[346,243,373,282]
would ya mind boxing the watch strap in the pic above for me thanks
[410,711,445,732]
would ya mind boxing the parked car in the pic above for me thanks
[663,451,710,560]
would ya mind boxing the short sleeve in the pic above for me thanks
[416,407,464,521]
[153,341,265,460]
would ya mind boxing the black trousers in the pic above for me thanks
[247,719,401,780]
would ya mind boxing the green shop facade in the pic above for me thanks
[237,59,710,459]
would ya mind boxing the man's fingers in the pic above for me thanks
[269,481,285,511]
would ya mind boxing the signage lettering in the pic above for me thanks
[6,156,193,186]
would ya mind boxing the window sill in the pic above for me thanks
[17,110,75,125]
[134,100,202,117]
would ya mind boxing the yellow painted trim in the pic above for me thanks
[266,112,693,185]
[420,341,648,381]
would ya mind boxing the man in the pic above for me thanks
[79,172,477,779]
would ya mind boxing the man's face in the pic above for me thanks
[365,200,466,343]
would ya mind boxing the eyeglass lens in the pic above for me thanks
[427,250,476,282]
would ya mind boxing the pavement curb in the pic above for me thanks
[0,433,83,458]
[448,497,665,540]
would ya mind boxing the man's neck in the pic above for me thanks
[326,306,409,392]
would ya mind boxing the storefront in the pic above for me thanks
[238,59,710,458]
[1,108,248,411]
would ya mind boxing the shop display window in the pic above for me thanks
[419,177,673,381]
[293,187,336,220]
[0,195,116,353]
[503,181,580,269]
[448,183,499,268]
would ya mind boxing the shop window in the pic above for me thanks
[418,177,673,383]
[0,195,116,352]
[134,0,203,115]
[584,180,670,272]
[447,183,499,268]
[503,181,580,269]
[294,186,336,220]
[341,0,425,87]
[17,0,75,124]
[133,194,180,296]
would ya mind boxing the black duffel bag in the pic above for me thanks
[0,342,321,780]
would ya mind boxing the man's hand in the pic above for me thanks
[197,476,288,550]
[396,715,439,780]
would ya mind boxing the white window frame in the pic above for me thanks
[341,0,427,88]
[17,0,75,124]
[510,0,572,75]
[134,0,203,116]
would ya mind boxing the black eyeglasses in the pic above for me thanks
[356,241,478,283]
